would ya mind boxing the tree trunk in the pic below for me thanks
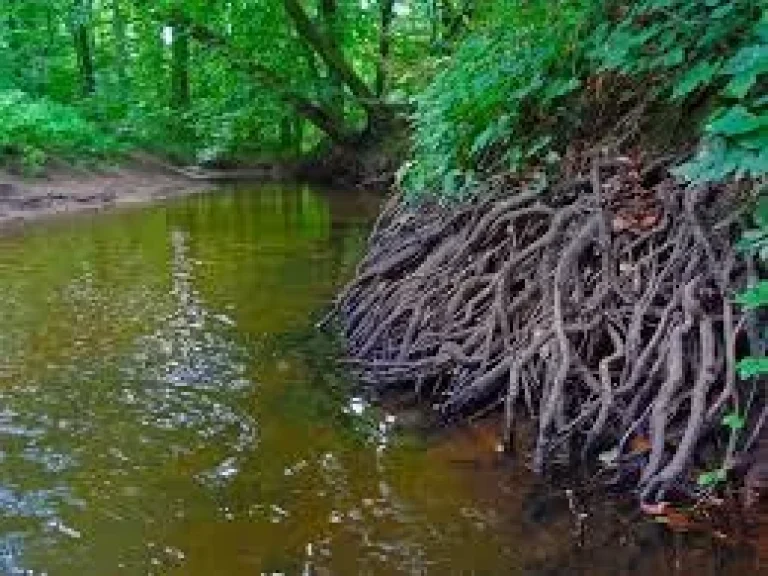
[73,25,96,96]
[7,0,19,77]
[187,21,355,144]
[282,0,376,110]
[171,12,190,109]
[112,0,128,93]
[71,0,95,97]
[320,0,344,118]
[376,0,395,97]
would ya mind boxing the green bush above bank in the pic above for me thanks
[0,90,121,174]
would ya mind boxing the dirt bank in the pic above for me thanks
[0,159,218,230]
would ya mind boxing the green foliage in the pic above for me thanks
[0,0,434,166]
[735,280,768,308]
[405,0,767,200]
[734,190,768,379]
[0,90,120,173]
[722,411,746,431]
[697,410,748,487]
[697,467,727,487]
[737,356,768,378]
[403,0,593,201]
[591,0,766,183]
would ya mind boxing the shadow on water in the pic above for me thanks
[0,183,762,575]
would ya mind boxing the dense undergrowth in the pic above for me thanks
[0,90,122,174]
[338,0,768,507]
[403,0,766,200]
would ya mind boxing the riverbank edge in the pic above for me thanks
[0,145,398,232]
[0,163,213,232]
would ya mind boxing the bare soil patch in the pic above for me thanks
[0,158,214,230]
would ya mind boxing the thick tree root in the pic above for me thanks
[335,159,764,504]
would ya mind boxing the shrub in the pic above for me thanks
[403,0,767,200]
[401,0,595,201]
[0,89,121,173]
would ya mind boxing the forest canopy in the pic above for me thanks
[0,0,460,168]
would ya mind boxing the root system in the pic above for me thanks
[333,157,764,503]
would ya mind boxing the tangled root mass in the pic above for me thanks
[334,158,764,503]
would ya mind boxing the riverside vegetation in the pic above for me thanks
[332,0,768,527]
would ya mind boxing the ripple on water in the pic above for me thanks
[0,186,573,576]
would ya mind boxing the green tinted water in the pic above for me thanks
[0,186,533,575]
[0,184,754,576]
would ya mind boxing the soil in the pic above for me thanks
[0,158,219,230]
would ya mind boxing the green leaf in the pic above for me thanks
[697,468,726,487]
[722,412,746,431]
[662,47,685,68]
[672,61,719,100]
[723,44,768,76]
[723,71,759,99]
[756,196,768,227]
[710,4,733,19]
[706,106,764,136]
[737,357,768,378]
[735,281,768,308]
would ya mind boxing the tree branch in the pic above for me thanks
[186,21,355,144]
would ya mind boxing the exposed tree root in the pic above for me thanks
[334,158,765,504]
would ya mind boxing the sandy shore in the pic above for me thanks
[0,161,216,230]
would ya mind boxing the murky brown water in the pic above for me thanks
[0,184,762,575]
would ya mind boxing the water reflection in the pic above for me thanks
[0,185,377,574]
[0,185,755,575]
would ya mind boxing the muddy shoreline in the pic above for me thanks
[0,161,222,231]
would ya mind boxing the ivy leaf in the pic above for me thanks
[697,468,726,487]
[735,281,768,308]
[470,125,498,156]
[722,412,746,431]
[710,4,733,19]
[737,357,768,378]
[736,229,768,252]
[662,47,685,68]
[706,106,763,136]
[723,44,768,76]
[723,71,759,99]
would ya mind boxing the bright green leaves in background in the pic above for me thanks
[0,89,121,175]
[0,0,436,167]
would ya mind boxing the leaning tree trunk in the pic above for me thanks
[73,1,96,97]
[376,0,395,97]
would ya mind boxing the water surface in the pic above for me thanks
[0,186,525,575]
[0,184,758,575]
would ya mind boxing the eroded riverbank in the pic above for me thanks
[0,183,762,574]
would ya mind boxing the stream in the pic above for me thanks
[0,184,759,575]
